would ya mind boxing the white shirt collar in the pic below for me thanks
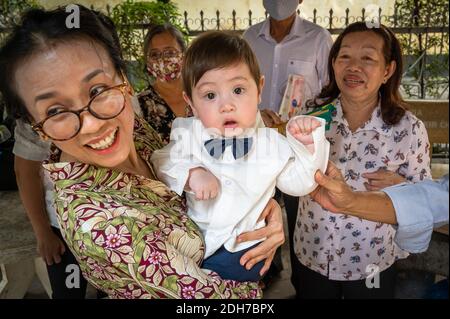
[333,96,394,137]
[258,15,305,43]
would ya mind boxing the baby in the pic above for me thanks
[151,31,329,282]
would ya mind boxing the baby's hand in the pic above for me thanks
[187,167,220,200]
[288,116,322,154]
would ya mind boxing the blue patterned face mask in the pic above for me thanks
[263,0,299,21]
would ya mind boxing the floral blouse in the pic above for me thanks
[43,117,260,299]
[138,84,192,145]
[295,97,431,281]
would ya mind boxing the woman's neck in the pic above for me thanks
[154,78,186,116]
[154,77,183,95]
[116,146,151,178]
[61,146,151,178]
[340,94,379,132]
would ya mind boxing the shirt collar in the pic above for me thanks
[258,15,305,43]
[333,96,394,137]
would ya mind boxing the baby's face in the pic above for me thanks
[186,62,262,137]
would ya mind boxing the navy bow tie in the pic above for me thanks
[204,137,253,159]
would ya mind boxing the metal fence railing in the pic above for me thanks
[129,4,449,99]
[1,2,448,99]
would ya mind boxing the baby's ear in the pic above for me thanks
[183,91,198,117]
[259,76,265,93]
[258,76,265,104]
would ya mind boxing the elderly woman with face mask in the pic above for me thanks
[139,23,192,145]
[0,6,285,299]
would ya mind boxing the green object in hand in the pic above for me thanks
[305,103,336,131]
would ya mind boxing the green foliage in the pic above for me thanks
[110,0,187,91]
[0,0,186,92]
[394,0,448,27]
[0,0,41,44]
[394,0,449,99]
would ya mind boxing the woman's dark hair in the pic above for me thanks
[309,22,406,125]
[143,23,187,59]
[0,5,126,123]
[182,31,261,99]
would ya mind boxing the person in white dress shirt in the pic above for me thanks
[243,0,332,125]
[151,31,329,282]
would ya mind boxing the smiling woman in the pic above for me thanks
[0,5,285,299]
[293,22,432,299]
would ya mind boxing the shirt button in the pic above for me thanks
[225,180,232,186]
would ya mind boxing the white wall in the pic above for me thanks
[173,0,396,30]
[38,0,396,29]
[38,0,122,10]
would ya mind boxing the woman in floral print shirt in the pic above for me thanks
[138,23,193,145]
[292,22,431,299]
[0,6,284,299]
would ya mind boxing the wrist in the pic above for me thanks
[33,223,53,238]
[188,167,205,180]
[186,167,205,190]
[343,191,362,214]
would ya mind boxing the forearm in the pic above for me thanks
[345,191,397,225]
[14,156,51,236]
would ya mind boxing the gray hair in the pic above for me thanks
[143,23,186,58]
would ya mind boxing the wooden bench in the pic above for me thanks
[405,99,449,160]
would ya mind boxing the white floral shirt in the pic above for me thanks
[294,97,431,281]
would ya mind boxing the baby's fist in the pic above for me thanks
[288,116,321,145]
[188,167,220,200]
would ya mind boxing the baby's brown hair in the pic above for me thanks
[182,31,261,99]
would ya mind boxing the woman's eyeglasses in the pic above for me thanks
[32,82,130,141]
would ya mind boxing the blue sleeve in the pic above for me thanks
[383,175,449,253]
